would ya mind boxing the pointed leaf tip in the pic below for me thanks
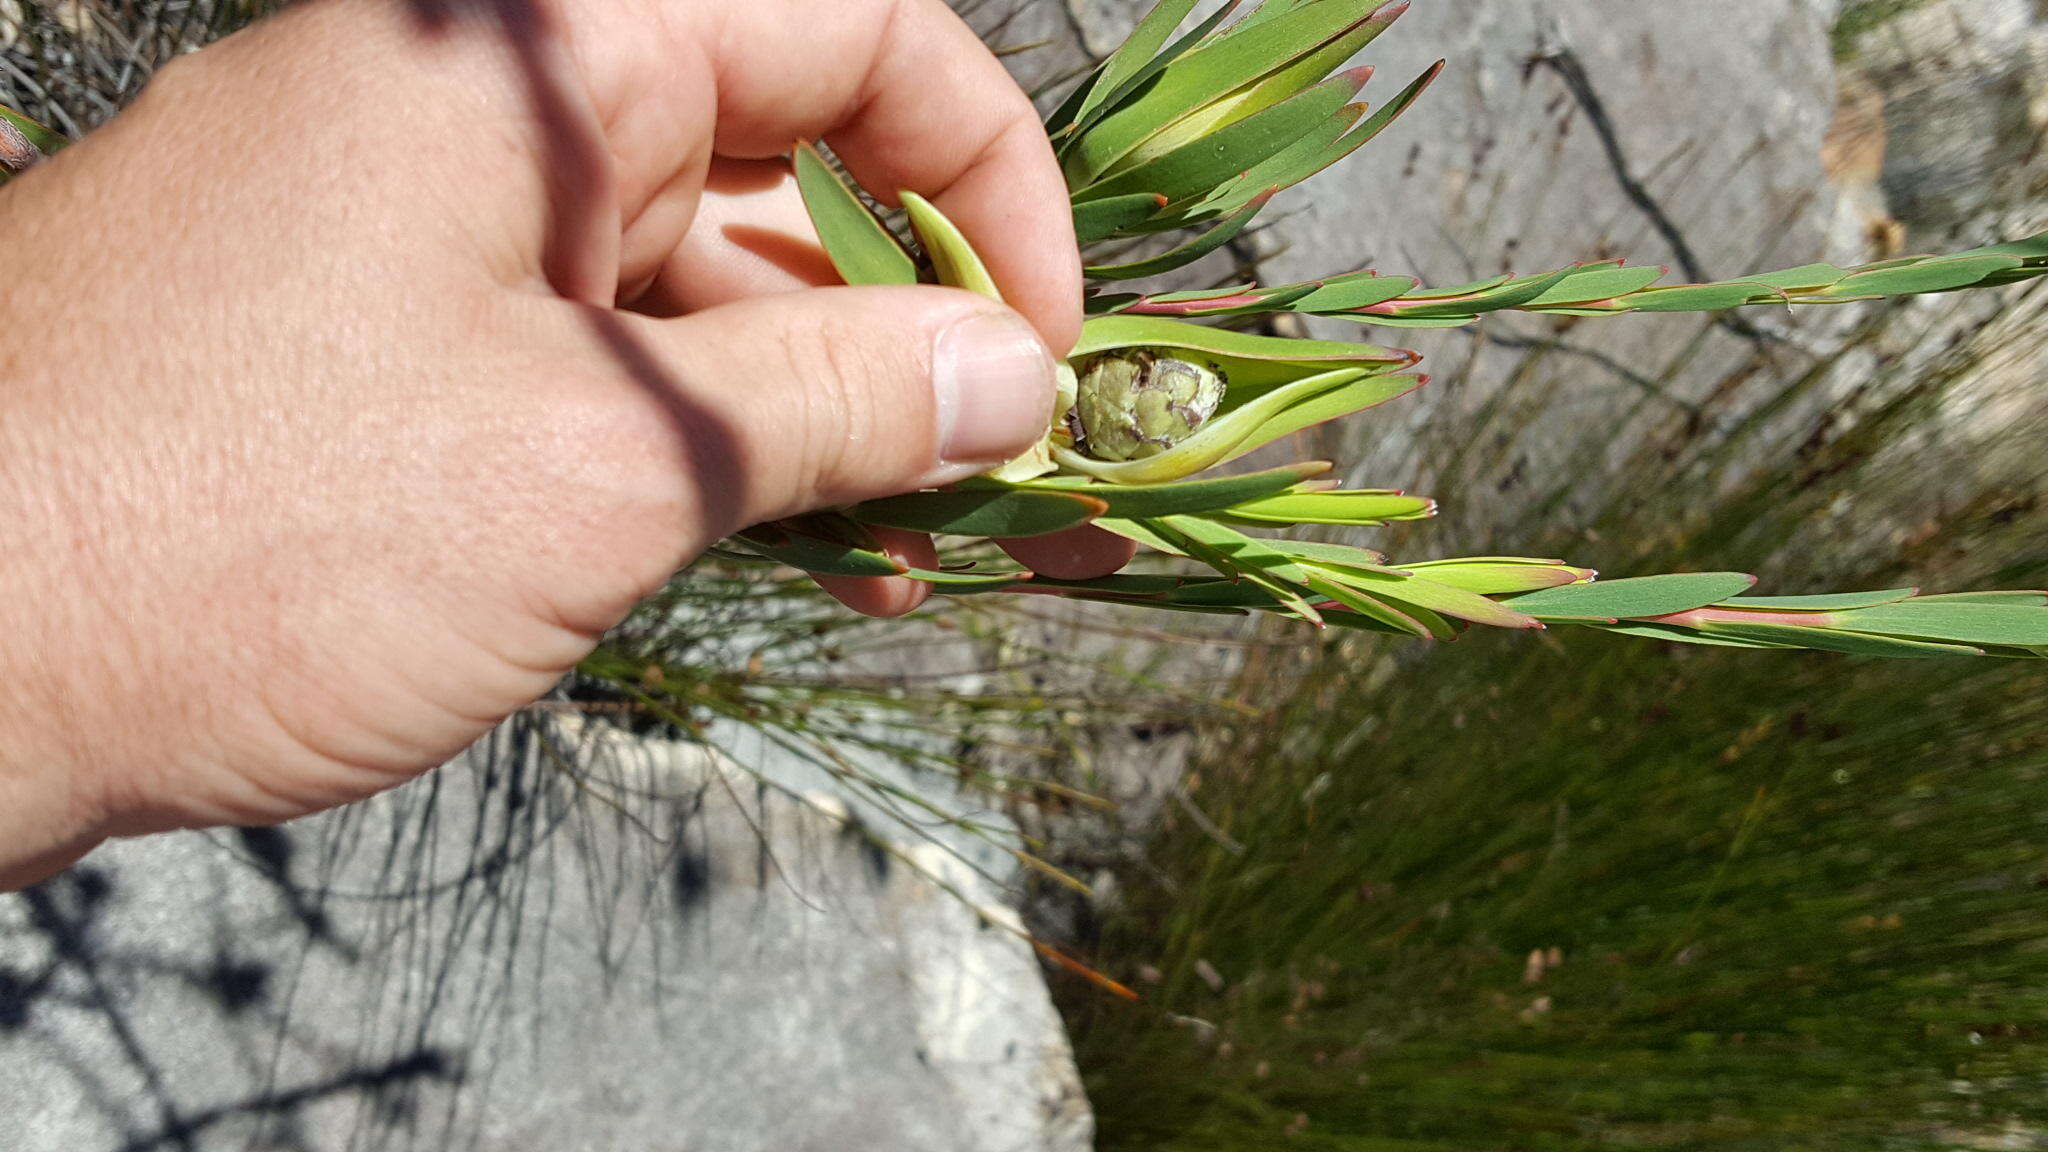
[902,191,1003,300]
[792,140,918,288]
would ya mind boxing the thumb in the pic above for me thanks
[625,286,1060,532]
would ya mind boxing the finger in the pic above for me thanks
[812,528,937,619]
[997,526,1138,581]
[593,0,1082,351]
[628,158,837,316]
[601,285,1057,533]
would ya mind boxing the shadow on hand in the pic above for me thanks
[402,0,749,536]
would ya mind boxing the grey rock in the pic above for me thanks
[1250,0,1850,540]
[1,717,1089,1152]
[1842,0,2048,244]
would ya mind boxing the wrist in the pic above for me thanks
[0,682,109,890]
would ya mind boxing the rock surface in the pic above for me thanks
[1,718,1089,1152]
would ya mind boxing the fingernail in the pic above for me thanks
[932,310,1056,472]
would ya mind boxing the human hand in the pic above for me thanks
[0,0,1129,888]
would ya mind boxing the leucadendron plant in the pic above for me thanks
[717,0,2048,661]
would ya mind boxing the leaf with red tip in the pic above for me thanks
[1086,194,1273,280]
[1067,1,1405,182]
[1077,72,1368,206]
[1075,193,1171,246]
[1286,272,1418,313]
[1520,263,1670,307]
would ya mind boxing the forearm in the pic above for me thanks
[0,88,199,890]
[0,193,107,889]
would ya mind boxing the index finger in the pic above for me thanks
[653,0,1083,352]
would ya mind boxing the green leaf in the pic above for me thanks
[851,488,1106,538]
[1314,566,1543,630]
[1821,254,2022,297]
[1909,591,2048,606]
[1304,573,1442,638]
[1077,71,1365,205]
[1109,0,1407,180]
[1008,586,1252,615]
[1340,314,1498,330]
[1159,514,1315,581]
[734,522,905,578]
[1165,514,1328,624]
[1523,263,1669,307]
[792,142,917,287]
[1622,281,1780,313]
[0,106,61,151]
[1335,232,2048,331]
[1346,54,1443,136]
[1067,0,1392,183]
[1969,231,2048,261]
[1502,572,1758,621]
[1395,558,1594,595]
[1695,622,1982,658]
[1722,589,1918,611]
[1165,103,1363,227]
[1020,462,1329,518]
[1077,0,1205,129]
[1266,538,1389,567]
[902,192,1001,299]
[1085,195,1271,280]
[1058,1,1247,149]
[1832,603,2048,647]
[1097,515,1324,624]
[1287,272,1418,314]
[1165,580,1295,608]
[1222,488,1434,526]
[1742,263,1849,290]
[1117,281,1325,317]
[1373,268,1578,319]
[1322,608,1431,636]
[1030,573,1194,597]
[1075,193,1170,246]
[902,567,1031,590]
[1218,372,1428,463]
[1075,314,1414,380]
[1185,57,1441,234]
[1089,515,1188,557]
[1230,0,1325,31]
[1595,622,1805,650]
